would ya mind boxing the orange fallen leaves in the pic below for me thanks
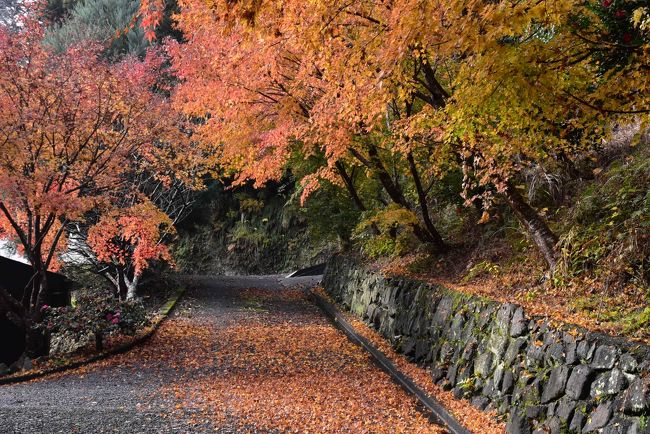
[159,290,445,433]
[379,254,649,344]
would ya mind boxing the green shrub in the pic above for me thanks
[557,148,650,287]
[353,205,421,258]
[45,0,147,58]
[40,291,149,352]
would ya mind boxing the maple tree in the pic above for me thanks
[67,172,195,300]
[0,16,188,351]
[169,0,648,269]
[86,202,175,300]
[166,0,450,252]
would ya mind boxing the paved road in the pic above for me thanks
[0,276,443,433]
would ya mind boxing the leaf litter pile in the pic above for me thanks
[160,287,447,433]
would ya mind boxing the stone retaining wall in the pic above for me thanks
[322,256,650,434]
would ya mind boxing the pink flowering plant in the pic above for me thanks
[40,291,149,352]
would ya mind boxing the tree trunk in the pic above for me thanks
[365,145,410,208]
[21,255,51,357]
[95,331,103,352]
[335,161,380,236]
[502,183,558,270]
[125,274,140,300]
[335,162,368,212]
[117,268,128,301]
[351,146,447,250]
[24,311,48,358]
[406,152,447,252]
[28,260,48,310]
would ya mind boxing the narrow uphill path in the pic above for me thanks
[0,276,446,433]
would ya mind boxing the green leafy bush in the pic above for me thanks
[45,0,147,57]
[40,291,149,352]
[353,206,421,258]
[557,148,650,287]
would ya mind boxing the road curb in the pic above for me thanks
[0,288,185,385]
[308,288,472,434]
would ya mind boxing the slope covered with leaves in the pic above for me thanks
[377,139,650,341]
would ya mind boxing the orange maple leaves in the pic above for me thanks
[87,203,175,278]
[0,17,191,305]
[139,0,165,41]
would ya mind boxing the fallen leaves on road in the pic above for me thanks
[162,288,446,433]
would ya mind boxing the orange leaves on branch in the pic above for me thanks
[169,0,648,211]
[0,17,188,282]
[139,0,165,41]
[87,202,175,277]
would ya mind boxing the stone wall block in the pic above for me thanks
[510,307,528,337]
[461,338,478,362]
[601,416,634,434]
[569,407,587,432]
[555,397,577,422]
[461,317,476,342]
[450,313,465,341]
[583,400,615,432]
[565,340,579,365]
[400,337,416,357]
[545,342,566,365]
[525,344,546,370]
[497,303,517,333]
[431,366,445,383]
[415,339,430,362]
[488,326,510,361]
[577,340,597,362]
[505,337,528,368]
[502,369,515,394]
[443,364,458,390]
[478,305,496,329]
[541,365,571,403]
[543,329,561,346]
[619,354,639,374]
[524,379,542,407]
[475,352,495,379]
[365,303,377,321]
[592,345,619,370]
[433,296,453,326]
[506,412,532,434]
[621,376,650,415]
[482,378,498,399]
[591,369,628,399]
[493,364,505,390]
[439,341,454,365]
[566,364,595,400]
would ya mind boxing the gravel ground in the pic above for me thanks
[0,275,442,434]
[0,276,318,434]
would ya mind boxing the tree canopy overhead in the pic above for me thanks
[166,0,648,268]
[0,0,647,356]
